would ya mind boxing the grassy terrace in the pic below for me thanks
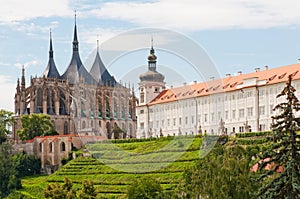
[15,132,271,198]
[19,136,204,198]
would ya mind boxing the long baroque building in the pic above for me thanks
[13,20,137,141]
[136,48,300,138]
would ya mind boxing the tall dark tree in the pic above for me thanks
[257,75,300,198]
[13,152,41,177]
[17,113,58,141]
[0,143,21,198]
[0,109,15,144]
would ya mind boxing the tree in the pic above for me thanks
[44,177,97,199]
[0,143,21,198]
[44,177,76,199]
[13,152,41,178]
[0,109,15,144]
[78,180,97,199]
[17,113,58,141]
[181,144,259,199]
[257,75,300,198]
[127,177,162,199]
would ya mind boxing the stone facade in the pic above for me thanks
[13,20,137,141]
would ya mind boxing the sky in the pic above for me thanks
[2,0,300,112]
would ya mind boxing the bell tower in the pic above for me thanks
[138,39,165,105]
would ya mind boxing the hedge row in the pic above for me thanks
[235,131,272,138]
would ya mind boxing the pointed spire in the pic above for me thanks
[150,35,155,55]
[21,65,25,88]
[97,39,99,53]
[49,29,53,58]
[73,10,79,51]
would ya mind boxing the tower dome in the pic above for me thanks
[139,46,164,82]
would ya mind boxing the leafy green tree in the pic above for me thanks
[257,75,300,198]
[44,177,76,199]
[0,109,15,144]
[78,180,97,199]
[13,152,41,177]
[182,144,259,199]
[0,143,21,198]
[127,177,162,199]
[17,113,58,141]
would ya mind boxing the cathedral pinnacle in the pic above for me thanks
[73,10,79,52]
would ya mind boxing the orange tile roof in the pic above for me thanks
[148,63,300,105]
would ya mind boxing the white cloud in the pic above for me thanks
[0,0,72,23]
[0,76,15,111]
[92,0,300,31]
[14,59,41,69]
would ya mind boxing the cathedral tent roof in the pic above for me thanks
[42,32,60,79]
[61,21,96,85]
[89,50,117,86]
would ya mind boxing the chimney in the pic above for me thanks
[237,71,242,75]
[264,65,269,70]
[255,67,260,72]
[226,73,231,77]
[298,58,300,64]
[193,80,197,84]
[210,76,215,80]
[170,85,173,89]
[183,82,187,86]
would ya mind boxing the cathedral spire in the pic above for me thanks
[49,29,54,58]
[148,37,157,71]
[73,10,78,52]
[21,65,25,88]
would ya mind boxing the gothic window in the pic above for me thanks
[64,121,68,134]
[49,143,53,153]
[39,143,42,152]
[82,121,86,129]
[114,98,118,119]
[61,142,66,152]
[59,92,67,115]
[36,88,43,113]
[81,101,86,117]
[47,89,55,115]
[140,93,145,103]
[129,100,133,119]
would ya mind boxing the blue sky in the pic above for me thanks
[1,0,300,111]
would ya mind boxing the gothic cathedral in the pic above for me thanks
[13,19,137,141]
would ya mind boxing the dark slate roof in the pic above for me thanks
[89,51,117,86]
[61,24,96,85]
[42,35,60,78]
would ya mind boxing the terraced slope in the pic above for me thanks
[15,132,271,198]
[21,136,204,198]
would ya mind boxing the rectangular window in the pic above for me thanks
[247,107,253,117]
[247,91,253,97]
[204,114,208,122]
[140,93,144,103]
[232,94,235,100]
[232,110,236,119]
[167,119,170,126]
[239,109,244,118]
[191,116,194,124]
[259,106,265,116]
[185,117,188,125]
[179,117,182,125]
[173,118,176,126]
[140,122,144,129]
[140,109,144,114]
